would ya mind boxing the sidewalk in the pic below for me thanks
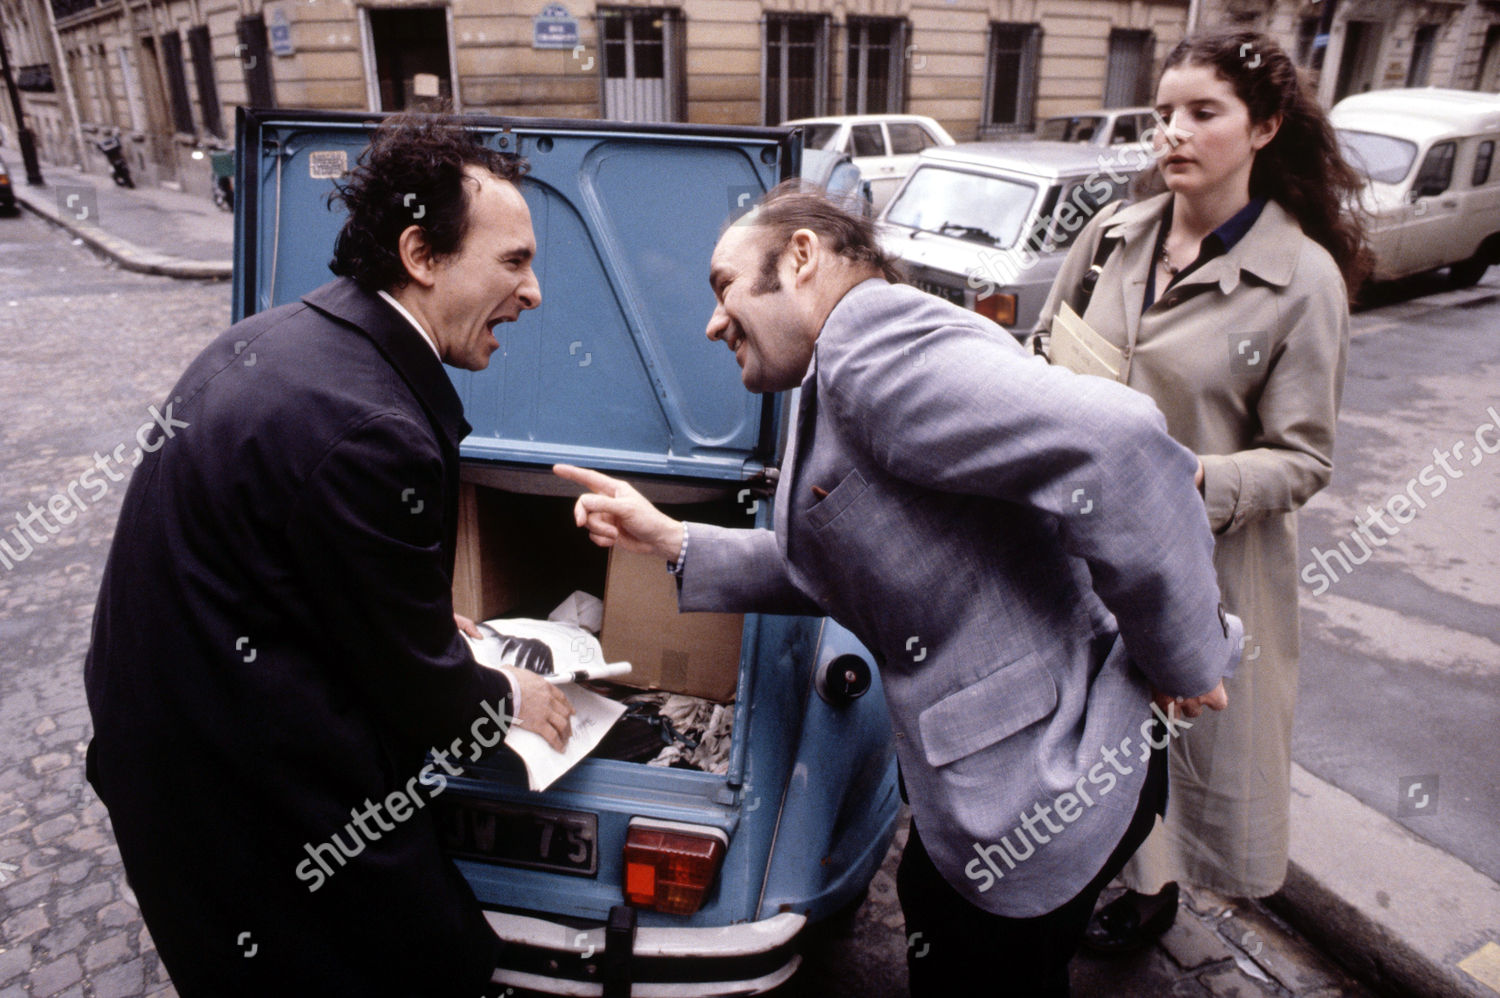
[1069,765,1500,998]
[10,162,232,279]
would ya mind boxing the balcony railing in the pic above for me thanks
[50,0,98,20]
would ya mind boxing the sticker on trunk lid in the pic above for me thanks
[308,150,348,180]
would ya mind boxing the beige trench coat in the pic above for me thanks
[1034,193,1350,896]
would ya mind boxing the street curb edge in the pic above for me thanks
[14,187,231,281]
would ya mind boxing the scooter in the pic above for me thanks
[94,131,135,189]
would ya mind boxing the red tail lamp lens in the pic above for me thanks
[623,820,727,915]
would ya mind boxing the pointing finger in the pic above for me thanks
[554,463,622,497]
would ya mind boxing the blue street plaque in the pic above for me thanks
[268,7,294,58]
[534,3,580,49]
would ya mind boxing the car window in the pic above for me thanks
[1336,129,1418,185]
[1474,140,1495,187]
[1413,141,1455,197]
[850,124,886,158]
[1111,116,1139,145]
[888,122,937,155]
[803,124,841,151]
[1038,116,1105,143]
[1048,176,1132,250]
[884,166,1038,248]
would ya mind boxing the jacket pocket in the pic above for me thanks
[918,653,1057,767]
[806,469,868,531]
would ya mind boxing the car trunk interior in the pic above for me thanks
[452,464,756,774]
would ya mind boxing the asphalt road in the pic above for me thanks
[1293,271,1500,883]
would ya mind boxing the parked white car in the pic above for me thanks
[1036,107,1157,148]
[1332,88,1500,286]
[876,141,1146,335]
[784,114,956,210]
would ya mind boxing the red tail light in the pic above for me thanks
[974,291,1017,327]
[623,819,727,914]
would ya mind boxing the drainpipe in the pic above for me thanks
[43,0,87,168]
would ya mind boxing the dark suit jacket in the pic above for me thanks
[85,278,512,996]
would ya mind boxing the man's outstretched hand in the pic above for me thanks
[553,464,684,562]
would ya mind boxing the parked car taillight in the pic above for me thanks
[623,818,727,914]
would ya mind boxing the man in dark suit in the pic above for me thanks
[556,182,1240,996]
[84,114,574,996]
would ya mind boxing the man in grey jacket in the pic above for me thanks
[555,182,1239,996]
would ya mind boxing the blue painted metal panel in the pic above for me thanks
[232,110,795,481]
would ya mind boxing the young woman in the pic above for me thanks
[1033,30,1368,951]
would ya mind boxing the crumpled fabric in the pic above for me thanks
[625,692,733,774]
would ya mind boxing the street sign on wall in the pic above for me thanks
[533,3,580,49]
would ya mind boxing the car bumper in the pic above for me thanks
[485,909,806,996]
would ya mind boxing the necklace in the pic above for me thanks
[1157,241,1181,277]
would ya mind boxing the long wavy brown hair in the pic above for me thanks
[1152,30,1371,294]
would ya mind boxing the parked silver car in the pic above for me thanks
[877,140,1148,335]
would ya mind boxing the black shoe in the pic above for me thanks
[1080,882,1179,955]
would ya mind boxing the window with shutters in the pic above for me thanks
[844,17,906,116]
[982,23,1040,135]
[764,14,829,124]
[599,7,684,123]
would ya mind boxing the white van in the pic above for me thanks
[1332,88,1500,286]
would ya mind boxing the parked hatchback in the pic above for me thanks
[1036,107,1157,148]
[877,140,1147,335]
[232,108,899,997]
[1332,87,1500,286]
[785,114,956,210]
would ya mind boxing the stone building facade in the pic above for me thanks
[2,0,1497,194]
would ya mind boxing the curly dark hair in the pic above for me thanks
[327,112,528,291]
[739,179,904,292]
[1153,31,1371,294]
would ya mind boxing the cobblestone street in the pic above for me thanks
[0,214,224,996]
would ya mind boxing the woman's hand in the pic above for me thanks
[1152,680,1227,720]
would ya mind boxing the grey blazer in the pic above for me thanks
[680,279,1241,918]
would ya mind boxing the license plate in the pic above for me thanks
[437,798,598,876]
[909,277,964,305]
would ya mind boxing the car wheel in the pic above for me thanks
[1449,256,1489,287]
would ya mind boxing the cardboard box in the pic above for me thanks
[600,548,743,703]
[451,482,519,622]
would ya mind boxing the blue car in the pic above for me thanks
[232,108,899,996]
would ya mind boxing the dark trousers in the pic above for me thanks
[896,735,1168,998]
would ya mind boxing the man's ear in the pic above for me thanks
[397,224,440,289]
[790,228,820,287]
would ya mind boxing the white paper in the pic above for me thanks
[1049,301,1124,381]
[463,619,626,792]
[548,590,604,634]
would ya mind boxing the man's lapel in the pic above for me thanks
[300,277,472,447]
[773,350,820,594]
